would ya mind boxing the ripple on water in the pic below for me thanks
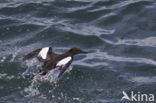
[0,0,156,103]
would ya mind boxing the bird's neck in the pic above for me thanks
[59,51,74,58]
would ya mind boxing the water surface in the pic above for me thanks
[0,0,156,103]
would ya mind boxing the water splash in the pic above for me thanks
[0,57,6,63]
[24,78,40,97]
[22,59,42,76]
[35,68,60,83]
[35,66,72,83]
[23,66,73,97]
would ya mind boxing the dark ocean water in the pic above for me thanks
[0,0,156,103]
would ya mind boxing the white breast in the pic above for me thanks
[38,47,49,59]
[56,56,72,67]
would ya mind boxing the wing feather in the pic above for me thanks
[58,58,72,78]
[23,47,53,61]
[23,48,41,61]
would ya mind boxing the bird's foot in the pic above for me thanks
[38,69,42,73]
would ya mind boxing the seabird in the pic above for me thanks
[23,47,88,78]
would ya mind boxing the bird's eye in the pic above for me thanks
[69,49,73,52]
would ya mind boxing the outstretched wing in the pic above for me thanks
[57,56,73,78]
[58,61,72,78]
[38,56,72,77]
[23,47,52,61]
[23,48,41,61]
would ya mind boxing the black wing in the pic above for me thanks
[23,48,41,61]
[23,47,53,61]
[58,59,72,78]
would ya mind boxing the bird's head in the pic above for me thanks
[68,48,88,56]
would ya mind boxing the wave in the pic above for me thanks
[0,0,156,103]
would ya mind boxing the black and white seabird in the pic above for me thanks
[23,47,88,78]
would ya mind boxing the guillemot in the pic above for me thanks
[23,47,88,78]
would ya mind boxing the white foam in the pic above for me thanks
[38,47,49,59]
[0,57,6,63]
[0,73,7,79]
[24,79,40,97]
